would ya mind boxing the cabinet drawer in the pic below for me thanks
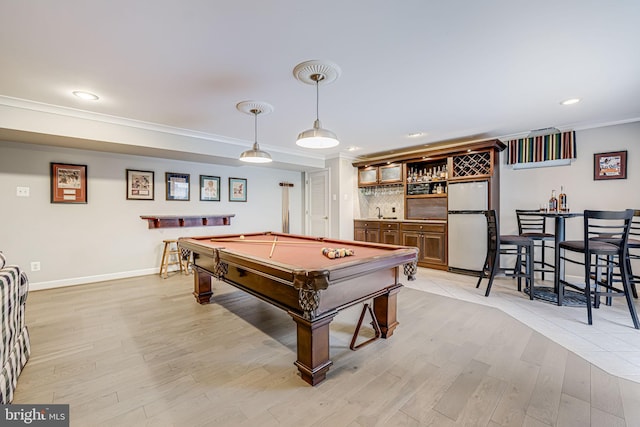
[354,220,380,229]
[401,222,446,233]
[380,222,399,230]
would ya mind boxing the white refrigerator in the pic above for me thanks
[447,181,489,274]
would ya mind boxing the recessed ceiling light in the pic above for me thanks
[408,132,424,138]
[72,91,99,101]
[560,98,580,105]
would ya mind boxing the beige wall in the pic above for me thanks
[500,121,640,235]
[500,121,640,276]
[0,140,303,290]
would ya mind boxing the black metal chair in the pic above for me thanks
[627,209,640,298]
[476,210,535,298]
[555,209,639,329]
[516,209,555,280]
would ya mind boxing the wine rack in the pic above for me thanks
[452,151,491,177]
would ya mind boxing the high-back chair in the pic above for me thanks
[556,209,638,329]
[626,209,640,298]
[516,209,555,280]
[476,210,535,298]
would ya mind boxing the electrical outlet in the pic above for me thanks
[392,207,396,213]
[16,186,30,197]
[30,261,41,272]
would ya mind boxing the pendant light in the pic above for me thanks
[237,101,273,163]
[293,60,341,149]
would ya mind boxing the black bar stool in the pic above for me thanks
[516,209,555,280]
[476,210,535,298]
[626,209,640,298]
[556,209,639,329]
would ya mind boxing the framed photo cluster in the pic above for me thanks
[123,169,247,202]
[50,163,249,203]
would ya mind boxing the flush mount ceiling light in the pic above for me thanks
[293,60,341,149]
[560,98,581,105]
[237,101,273,164]
[72,91,99,101]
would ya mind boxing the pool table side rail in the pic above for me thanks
[178,237,418,287]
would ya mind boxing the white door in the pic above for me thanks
[306,170,330,237]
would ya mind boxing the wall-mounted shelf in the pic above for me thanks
[140,214,235,229]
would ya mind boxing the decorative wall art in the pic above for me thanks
[166,172,190,200]
[50,162,87,203]
[594,150,627,180]
[229,177,247,202]
[126,169,154,200]
[200,175,220,201]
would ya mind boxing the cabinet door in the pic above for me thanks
[354,228,367,242]
[402,231,423,260]
[379,163,402,183]
[380,230,400,245]
[358,167,378,186]
[422,231,447,266]
[366,229,380,243]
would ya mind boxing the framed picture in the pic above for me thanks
[166,172,190,200]
[200,175,220,201]
[50,162,87,203]
[594,150,627,180]
[126,169,154,200]
[229,177,247,202]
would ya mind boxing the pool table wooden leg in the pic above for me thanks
[373,284,402,338]
[192,267,213,304]
[289,311,336,386]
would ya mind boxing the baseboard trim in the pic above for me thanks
[29,268,161,291]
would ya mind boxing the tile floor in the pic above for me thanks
[405,268,640,384]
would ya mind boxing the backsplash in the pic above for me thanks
[358,186,404,219]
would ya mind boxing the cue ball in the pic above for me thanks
[239,235,245,240]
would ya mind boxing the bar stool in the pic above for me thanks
[595,209,639,300]
[159,239,184,278]
[476,210,535,298]
[556,209,638,329]
[626,209,640,298]
[516,209,555,280]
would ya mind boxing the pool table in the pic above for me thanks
[178,231,418,385]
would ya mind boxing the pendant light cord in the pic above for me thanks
[315,79,320,122]
[311,73,325,122]
[254,110,258,144]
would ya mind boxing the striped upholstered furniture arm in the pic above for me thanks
[0,260,31,403]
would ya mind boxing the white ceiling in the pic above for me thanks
[1,1,639,167]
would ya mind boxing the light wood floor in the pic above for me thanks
[13,270,640,426]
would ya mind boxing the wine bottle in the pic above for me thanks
[559,186,567,211]
[549,190,558,212]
